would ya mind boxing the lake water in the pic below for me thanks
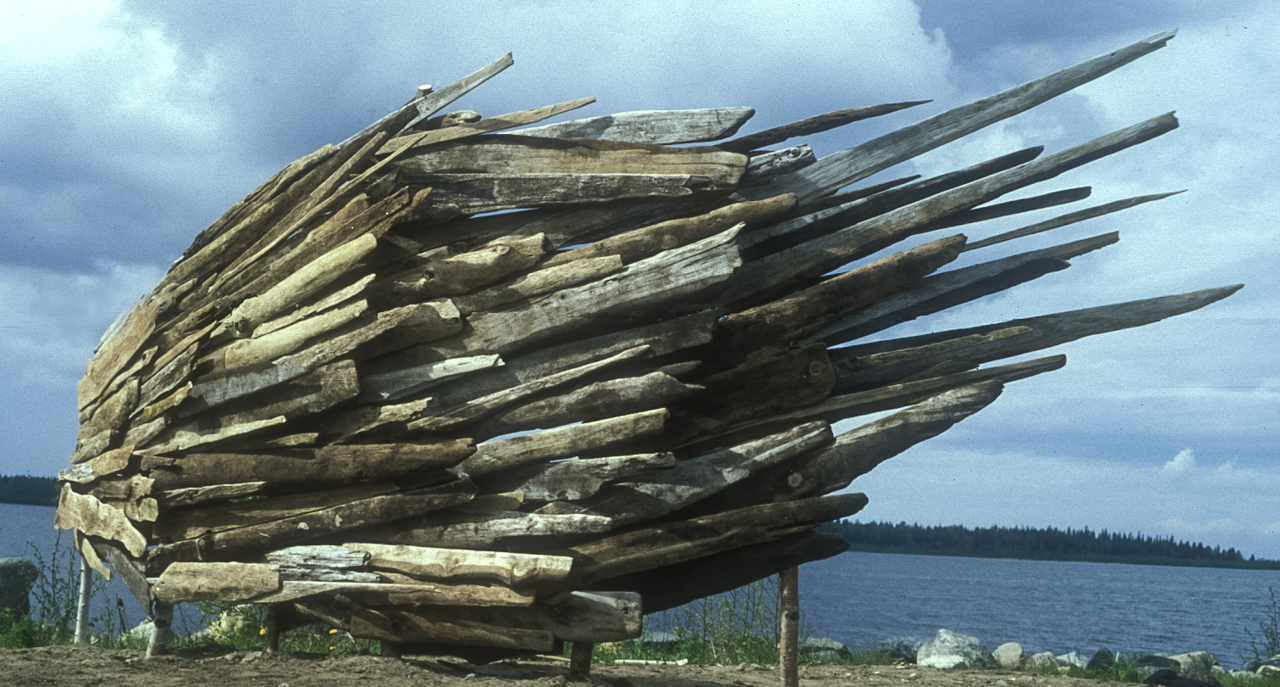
[4,504,1278,665]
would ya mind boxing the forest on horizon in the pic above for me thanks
[818,519,1280,570]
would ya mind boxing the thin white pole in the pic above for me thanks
[74,556,92,644]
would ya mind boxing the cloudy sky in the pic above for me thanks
[2,1,1277,558]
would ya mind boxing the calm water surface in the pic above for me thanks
[5,504,1278,663]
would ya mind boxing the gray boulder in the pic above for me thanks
[1057,651,1088,669]
[1087,648,1115,672]
[1169,652,1218,673]
[917,629,995,670]
[1136,654,1181,670]
[993,642,1024,669]
[801,637,852,663]
[0,558,37,617]
[1026,652,1057,670]
[880,636,923,664]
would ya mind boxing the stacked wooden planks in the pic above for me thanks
[57,31,1240,659]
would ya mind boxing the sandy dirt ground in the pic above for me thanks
[0,645,1147,687]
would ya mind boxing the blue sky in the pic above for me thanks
[2,1,1277,557]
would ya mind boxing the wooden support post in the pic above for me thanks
[146,602,174,659]
[265,604,281,653]
[568,641,594,682]
[780,566,799,687]
[74,556,92,644]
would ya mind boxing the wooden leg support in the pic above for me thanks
[73,557,92,645]
[568,642,593,682]
[780,566,800,687]
[265,604,281,654]
[146,603,174,659]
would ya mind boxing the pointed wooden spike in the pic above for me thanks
[717,100,930,153]
[397,53,516,134]
[737,30,1175,202]
[378,96,597,156]
[964,190,1185,251]
[512,106,756,145]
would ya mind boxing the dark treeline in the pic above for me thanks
[0,475,59,507]
[818,519,1280,570]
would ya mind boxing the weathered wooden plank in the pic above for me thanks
[175,360,358,432]
[718,101,930,153]
[251,274,376,339]
[455,408,669,479]
[736,31,1174,202]
[141,415,288,457]
[220,234,378,338]
[678,345,834,440]
[350,607,553,651]
[80,345,154,424]
[213,299,367,371]
[459,226,740,355]
[811,232,1118,345]
[543,194,794,269]
[272,300,463,372]
[359,354,504,404]
[132,382,191,428]
[406,172,712,213]
[556,493,868,588]
[830,285,1242,392]
[78,302,157,411]
[477,372,699,437]
[697,383,1004,515]
[592,531,847,615]
[264,545,375,582]
[146,439,473,490]
[737,146,1042,256]
[451,255,624,316]
[378,511,615,550]
[152,562,281,603]
[382,234,546,304]
[406,346,653,433]
[964,190,1183,251]
[159,481,268,508]
[58,445,133,484]
[589,422,833,525]
[260,579,533,607]
[53,484,147,557]
[513,106,755,144]
[132,322,215,417]
[918,185,1092,232]
[397,591,643,644]
[322,397,433,444]
[88,538,152,612]
[397,53,515,133]
[725,113,1178,308]
[153,480,401,542]
[715,234,966,362]
[378,97,597,156]
[146,479,477,569]
[70,429,116,465]
[344,543,573,587]
[182,362,310,419]
[397,135,746,188]
[738,145,817,186]
[482,453,677,503]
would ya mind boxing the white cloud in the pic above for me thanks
[1163,448,1197,473]
[1265,523,1280,536]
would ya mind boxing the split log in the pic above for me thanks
[88,538,152,613]
[513,106,755,144]
[382,234,547,304]
[375,511,615,550]
[451,256,624,316]
[678,345,834,440]
[54,484,148,557]
[359,354,504,404]
[965,190,1183,251]
[152,562,281,603]
[350,607,554,651]
[264,545,378,582]
[405,172,714,214]
[77,302,157,412]
[344,543,573,587]
[377,97,597,156]
[386,591,642,644]
[396,53,515,133]
[738,145,816,186]
[251,274,375,339]
[57,445,133,485]
[476,372,699,437]
[160,481,268,508]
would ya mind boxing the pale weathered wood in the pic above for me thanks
[78,302,157,411]
[264,545,377,582]
[478,372,699,437]
[140,416,288,456]
[160,481,268,508]
[513,106,755,144]
[345,543,573,586]
[451,256,624,316]
[397,53,515,133]
[58,445,133,484]
[272,300,463,372]
[89,538,151,612]
[54,484,148,557]
[350,607,554,651]
[251,274,376,339]
[73,379,139,461]
[406,172,714,213]
[177,360,359,431]
[360,354,504,404]
[738,145,817,186]
[482,453,676,503]
[455,408,669,479]
[378,97,597,156]
[382,234,546,304]
[736,31,1174,202]
[781,565,800,687]
[152,562,281,603]
[718,101,930,153]
[379,511,615,550]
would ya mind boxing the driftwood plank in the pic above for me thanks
[394,591,643,644]
[345,543,573,586]
[350,608,553,651]
[89,538,152,613]
[407,172,712,213]
[513,107,755,144]
[152,562,281,603]
[178,360,359,431]
[360,354,504,404]
[738,145,817,186]
[478,372,699,437]
[736,31,1174,202]
[397,53,516,133]
[378,511,615,550]
[679,345,835,440]
[53,485,148,557]
[452,256,624,316]
[378,97,597,156]
[456,408,669,479]
[252,274,376,339]
[965,190,1183,251]
[78,302,158,411]
[383,234,546,304]
[264,545,378,582]
[160,481,268,508]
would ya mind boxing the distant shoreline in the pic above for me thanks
[819,520,1280,571]
[0,475,58,508]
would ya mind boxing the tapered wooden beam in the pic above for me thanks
[718,101,930,153]
[514,106,756,145]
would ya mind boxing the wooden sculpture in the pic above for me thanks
[55,30,1239,660]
